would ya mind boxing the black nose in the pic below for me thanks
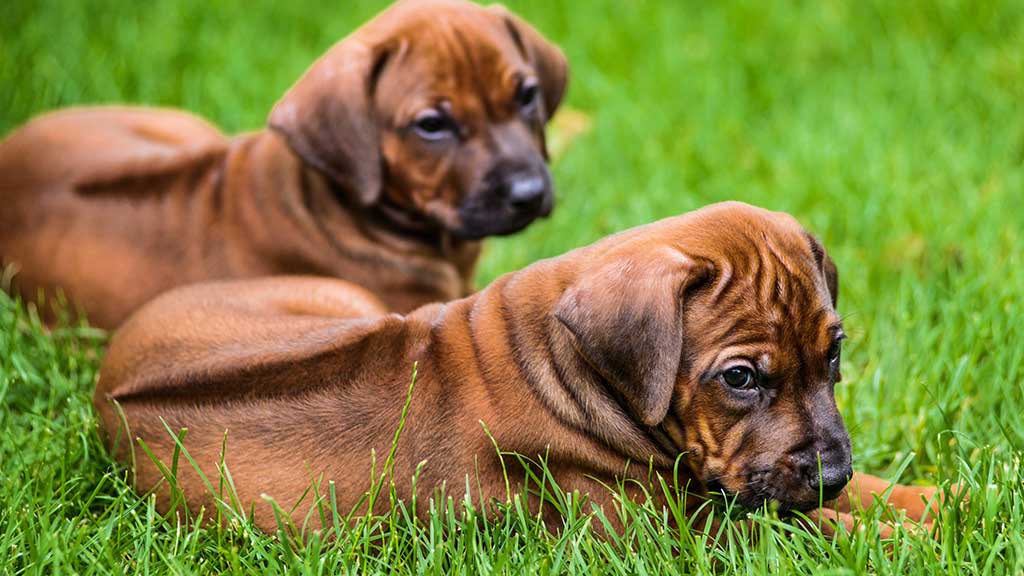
[807,462,853,501]
[504,174,548,209]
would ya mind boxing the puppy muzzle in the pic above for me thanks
[707,444,853,512]
[454,165,554,239]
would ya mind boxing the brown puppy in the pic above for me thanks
[95,202,940,534]
[0,0,567,329]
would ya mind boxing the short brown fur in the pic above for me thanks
[0,0,568,328]
[95,202,939,534]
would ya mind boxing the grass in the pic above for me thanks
[2,0,1023,573]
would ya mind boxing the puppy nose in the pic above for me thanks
[506,175,547,207]
[807,463,853,501]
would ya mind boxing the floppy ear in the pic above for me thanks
[554,248,710,427]
[489,5,569,121]
[268,39,390,206]
[805,233,839,307]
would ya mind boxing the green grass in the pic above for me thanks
[2,0,1024,573]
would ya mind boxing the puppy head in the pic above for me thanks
[269,0,568,240]
[555,202,851,512]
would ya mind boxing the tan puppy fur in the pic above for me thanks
[95,202,940,533]
[0,0,568,328]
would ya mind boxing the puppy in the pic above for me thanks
[95,202,939,533]
[0,0,567,328]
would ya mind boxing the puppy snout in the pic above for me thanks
[455,164,553,239]
[492,168,551,216]
[806,462,852,501]
[507,175,547,208]
[798,446,852,501]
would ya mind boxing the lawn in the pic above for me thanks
[2,0,1024,573]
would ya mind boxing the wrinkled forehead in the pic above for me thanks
[715,228,831,309]
[687,214,839,340]
[369,6,529,115]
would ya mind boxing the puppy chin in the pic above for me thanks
[720,492,823,514]
[706,478,824,513]
[452,200,553,240]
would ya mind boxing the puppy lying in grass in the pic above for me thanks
[0,0,567,328]
[95,202,942,535]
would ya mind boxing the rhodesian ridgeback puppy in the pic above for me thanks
[0,0,567,329]
[95,202,941,534]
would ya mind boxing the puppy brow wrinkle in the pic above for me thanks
[804,231,826,269]
[451,27,496,120]
[369,49,392,93]
[761,231,799,278]
[708,259,733,305]
[502,17,528,58]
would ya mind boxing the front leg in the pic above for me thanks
[829,472,941,522]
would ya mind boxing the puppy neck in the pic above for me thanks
[334,181,476,259]
[418,258,685,474]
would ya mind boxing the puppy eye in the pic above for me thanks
[411,110,454,141]
[722,366,757,390]
[516,79,540,113]
[828,337,843,364]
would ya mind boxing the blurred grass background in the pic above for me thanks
[2,0,1023,573]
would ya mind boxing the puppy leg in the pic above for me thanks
[802,507,871,537]
[699,508,886,544]
[829,472,941,522]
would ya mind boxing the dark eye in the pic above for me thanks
[412,110,454,141]
[722,366,757,390]
[828,338,843,364]
[516,79,540,112]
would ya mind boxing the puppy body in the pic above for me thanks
[96,202,937,533]
[96,249,674,531]
[0,0,567,328]
[0,110,476,325]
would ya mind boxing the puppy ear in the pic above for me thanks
[268,39,390,206]
[805,233,839,307]
[490,5,569,121]
[554,248,710,427]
